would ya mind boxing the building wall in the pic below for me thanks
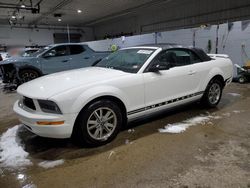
[0,25,94,46]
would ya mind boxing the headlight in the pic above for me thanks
[38,100,62,114]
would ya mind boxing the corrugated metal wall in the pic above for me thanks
[93,0,250,39]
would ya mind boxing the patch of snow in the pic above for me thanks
[227,93,241,97]
[17,173,26,180]
[159,115,212,134]
[159,125,186,133]
[233,110,244,114]
[0,80,5,89]
[128,129,135,133]
[22,183,37,188]
[207,122,214,126]
[222,112,231,117]
[108,151,115,159]
[0,125,32,169]
[211,115,222,120]
[38,159,64,169]
[125,139,133,145]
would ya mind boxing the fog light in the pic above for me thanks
[37,121,65,125]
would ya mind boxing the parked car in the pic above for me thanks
[0,43,110,85]
[234,64,250,83]
[14,44,233,147]
[0,52,9,61]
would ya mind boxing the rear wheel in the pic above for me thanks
[73,99,123,147]
[19,69,39,83]
[201,79,223,107]
[238,76,246,84]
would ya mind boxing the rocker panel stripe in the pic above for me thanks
[127,91,204,115]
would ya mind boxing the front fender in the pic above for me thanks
[71,86,129,114]
[17,64,43,75]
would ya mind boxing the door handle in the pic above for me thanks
[62,60,69,62]
[188,70,196,75]
[84,57,90,59]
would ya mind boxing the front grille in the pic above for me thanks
[23,97,36,110]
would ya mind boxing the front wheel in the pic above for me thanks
[201,79,223,108]
[19,69,39,83]
[73,99,123,147]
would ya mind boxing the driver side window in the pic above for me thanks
[149,50,177,71]
[44,45,68,57]
[149,49,201,70]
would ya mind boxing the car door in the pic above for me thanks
[40,45,71,74]
[143,49,202,108]
[69,45,95,69]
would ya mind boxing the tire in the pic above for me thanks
[201,79,223,108]
[72,99,123,147]
[19,69,39,83]
[238,76,246,84]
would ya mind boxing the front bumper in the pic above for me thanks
[13,101,77,138]
[0,63,16,83]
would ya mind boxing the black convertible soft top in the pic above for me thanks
[136,43,212,62]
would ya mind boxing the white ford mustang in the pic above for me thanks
[14,44,233,146]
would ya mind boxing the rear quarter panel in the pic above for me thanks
[199,57,233,91]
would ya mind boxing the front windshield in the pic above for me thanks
[95,48,155,73]
[30,46,53,57]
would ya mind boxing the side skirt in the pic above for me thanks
[127,91,204,116]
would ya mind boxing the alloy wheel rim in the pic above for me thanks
[239,77,245,83]
[21,72,37,82]
[208,83,221,104]
[87,107,117,140]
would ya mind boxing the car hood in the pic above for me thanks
[0,56,35,65]
[17,67,128,99]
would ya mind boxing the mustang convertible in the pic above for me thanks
[14,44,233,146]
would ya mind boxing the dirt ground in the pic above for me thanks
[0,83,250,188]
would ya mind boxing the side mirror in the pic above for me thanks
[43,52,55,58]
[148,64,169,72]
[148,65,160,72]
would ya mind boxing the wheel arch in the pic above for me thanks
[77,95,127,122]
[18,65,43,76]
[202,67,226,91]
[72,95,128,137]
[70,86,130,128]
[201,74,225,107]
[210,74,225,86]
